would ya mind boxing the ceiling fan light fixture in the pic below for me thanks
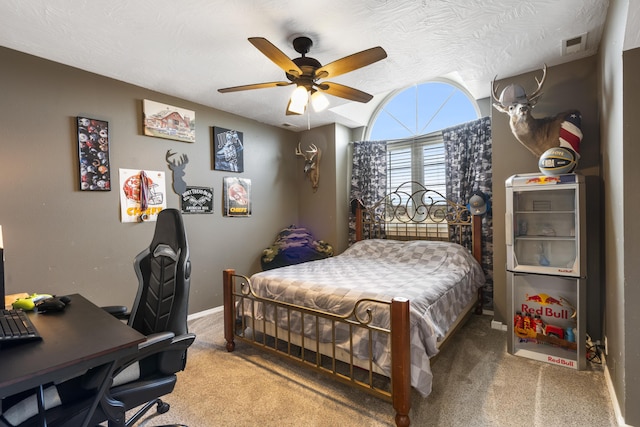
[290,85,308,104]
[311,90,329,112]
[285,98,303,115]
[288,100,306,115]
[288,85,309,114]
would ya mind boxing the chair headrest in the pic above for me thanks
[150,209,187,256]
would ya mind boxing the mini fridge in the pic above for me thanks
[505,173,586,369]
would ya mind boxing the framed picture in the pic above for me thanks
[78,116,111,191]
[143,99,195,143]
[181,186,214,214]
[213,127,244,172]
[223,177,251,217]
[118,169,167,223]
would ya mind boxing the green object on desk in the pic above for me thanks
[11,293,53,311]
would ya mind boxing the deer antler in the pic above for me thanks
[296,142,320,159]
[166,150,188,168]
[295,142,304,157]
[491,76,502,105]
[527,64,547,104]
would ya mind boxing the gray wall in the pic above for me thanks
[0,47,300,314]
[297,123,351,255]
[600,0,640,424]
[620,46,640,427]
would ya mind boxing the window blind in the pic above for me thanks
[386,131,445,199]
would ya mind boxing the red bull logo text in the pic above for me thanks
[521,304,569,319]
[548,356,575,368]
[521,293,569,319]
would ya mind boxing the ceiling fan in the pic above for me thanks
[218,36,387,115]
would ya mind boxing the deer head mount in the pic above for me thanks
[296,142,321,192]
[492,64,582,158]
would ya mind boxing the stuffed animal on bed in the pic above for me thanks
[261,225,333,270]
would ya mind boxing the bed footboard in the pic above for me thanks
[223,269,411,427]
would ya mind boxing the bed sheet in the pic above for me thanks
[244,239,485,396]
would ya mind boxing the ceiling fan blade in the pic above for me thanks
[249,37,303,77]
[218,81,292,93]
[315,47,387,80]
[320,82,374,103]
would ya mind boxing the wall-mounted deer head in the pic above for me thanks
[296,142,321,192]
[492,64,582,158]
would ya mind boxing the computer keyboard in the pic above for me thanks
[0,309,42,343]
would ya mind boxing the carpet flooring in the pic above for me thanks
[136,310,617,426]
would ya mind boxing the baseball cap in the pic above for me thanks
[469,194,487,215]
[499,84,528,106]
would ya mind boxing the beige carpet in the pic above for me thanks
[136,310,617,427]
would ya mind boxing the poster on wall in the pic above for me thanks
[119,168,167,223]
[181,186,213,214]
[223,177,251,217]
[78,116,111,191]
[213,127,244,172]
[143,99,196,143]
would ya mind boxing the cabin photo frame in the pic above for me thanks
[142,99,196,143]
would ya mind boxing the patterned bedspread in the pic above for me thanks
[246,239,485,396]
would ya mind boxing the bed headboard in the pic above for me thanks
[354,181,482,264]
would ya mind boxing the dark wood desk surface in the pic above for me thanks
[0,294,145,399]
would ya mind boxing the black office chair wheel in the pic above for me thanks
[156,400,170,414]
[126,398,171,426]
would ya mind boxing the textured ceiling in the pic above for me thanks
[0,0,610,131]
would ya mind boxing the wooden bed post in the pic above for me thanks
[355,200,363,242]
[472,215,482,264]
[223,268,236,352]
[472,215,484,315]
[390,297,411,427]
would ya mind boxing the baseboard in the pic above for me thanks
[603,356,628,426]
[491,319,507,331]
[188,305,223,321]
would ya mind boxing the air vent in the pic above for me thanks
[562,33,587,56]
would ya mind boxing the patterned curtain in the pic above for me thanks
[443,116,493,310]
[348,140,387,243]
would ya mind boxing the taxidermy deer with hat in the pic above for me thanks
[492,64,582,159]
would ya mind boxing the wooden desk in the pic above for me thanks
[0,294,145,425]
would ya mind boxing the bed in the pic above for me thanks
[223,181,486,426]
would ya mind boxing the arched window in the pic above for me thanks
[367,80,479,195]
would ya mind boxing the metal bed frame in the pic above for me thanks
[223,182,483,426]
